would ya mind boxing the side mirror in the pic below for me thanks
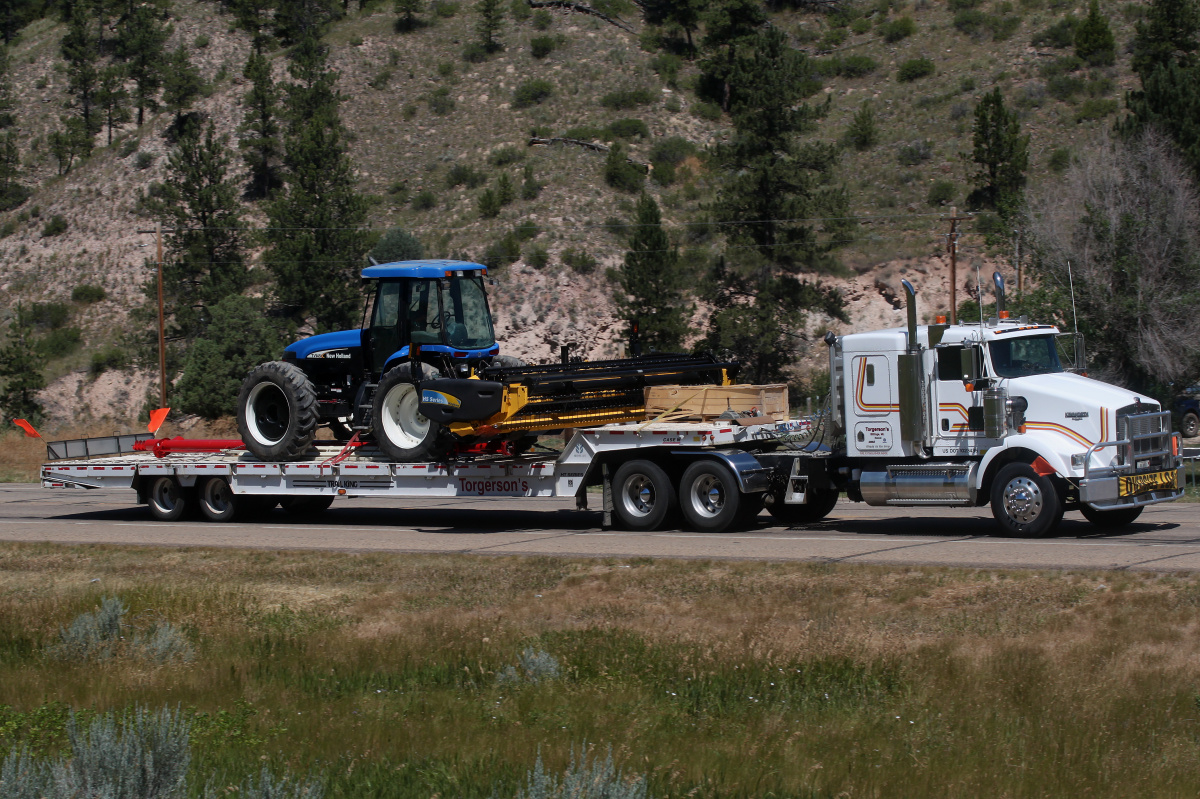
[960,345,982,384]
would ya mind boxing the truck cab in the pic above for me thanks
[825,275,1182,536]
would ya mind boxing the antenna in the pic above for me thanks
[368,256,380,265]
[1066,260,1079,336]
[975,261,983,327]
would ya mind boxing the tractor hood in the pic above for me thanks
[285,329,363,360]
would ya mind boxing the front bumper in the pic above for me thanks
[1078,466,1184,509]
[1078,410,1184,509]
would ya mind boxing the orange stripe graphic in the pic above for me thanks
[855,359,900,414]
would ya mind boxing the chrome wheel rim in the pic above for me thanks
[690,474,725,519]
[620,474,656,518]
[1003,476,1043,524]
[380,382,429,449]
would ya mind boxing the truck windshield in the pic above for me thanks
[440,276,496,350]
[988,335,1064,378]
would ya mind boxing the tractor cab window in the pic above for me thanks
[988,335,1064,378]
[369,280,402,374]
[408,280,442,345]
[442,276,496,350]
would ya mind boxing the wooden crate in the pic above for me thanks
[643,384,789,422]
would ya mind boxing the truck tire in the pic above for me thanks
[679,460,742,533]
[237,362,319,461]
[763,486,838,525]
[147,476,191,522]
[372,363,446,461]
[990,462,1064,537]
[1080,505,1144,528]
[280,496,334,516]
[612,459,675,531]
[1182,412,1199,438]
[197,477,238,523]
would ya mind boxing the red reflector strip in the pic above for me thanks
[719,428,732,434]
[367,465,379,469]
[609,431,625,436]
[533,464,545,469]
[413,465,426,469]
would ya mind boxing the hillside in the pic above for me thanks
[0,0,1144,425]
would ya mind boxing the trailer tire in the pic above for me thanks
[612,460,675,531]
[280,496,334,516]
[198,477,238,523]
[990,462,1064,537]
[1079,505,1144,528]
[764,487,839,525]
[372,363,447,462]
[147,476,191,522]
[237,362,319,461]
[679,460,742,533]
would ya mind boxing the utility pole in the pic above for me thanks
[156,223,166,407]
[945,208,970,324]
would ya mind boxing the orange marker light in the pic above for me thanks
[999,310,1010,319]
[936,315,947,324]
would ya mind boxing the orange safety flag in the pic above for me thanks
[12,419,40,438]
[148,408,170,434]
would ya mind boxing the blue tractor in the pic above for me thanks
[235,260,737,462]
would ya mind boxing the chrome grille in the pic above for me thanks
[1117,408,1171,462]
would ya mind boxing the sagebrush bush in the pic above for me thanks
[488,146,525,166]
[498,647,561,685]
[897,58,935,82]
[412,190,436,210]
[524,245,549,269]
[208,765,324,799]
[530,35,555,58]
[516,744,647,799]
[879,15,916,42]
[840,54,878,77]
[514,79,554,108]
[50,596,127,661]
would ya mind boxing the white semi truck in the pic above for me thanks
[40,274,1183,537]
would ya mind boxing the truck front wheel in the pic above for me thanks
[990,462,1064,537]
[612,460,675,531]
[1080,505,1144,528]
[372,363,446,462]
[764,486,838,525]
[237,362,319,461]
[679,460,742,533]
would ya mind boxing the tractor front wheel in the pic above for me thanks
[372,363,447,462]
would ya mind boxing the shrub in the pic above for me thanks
[480,233,521,269]
[599,87,654,110]
[89,347,126,376]
[437,61,455,79]
[1074,0,1115,66]
[524,244,549,269]
[0,220,16,238]
[1039,54,1083,77]
[603,143,645,193]
[513,220,539,241]
[230,766,324,799]
[530,35,555,58]
[531,8,551,28]
[820,27,848,49]
[478,188,501,218]
[649,136,696,166]
[427,87,454,114]
[488,145,525,166]
[691,101,721,121]
[953,8,988,36]
[514,745,647,799]
[650,53,682,86]
[1031,15,1077,47]
[412,189,436,210]
[606,118,649,139]
[844,102,878,151]
[369,227,424,263]
[879,15,916,42]
[27,301,70,329]
[447,163,486,188]
[948,0,981,9]
[896,139,933,165]
[497,647,561,685]
[990,13,1021,40]
[134,151,154,169]
[1047,73,1085,101]
[897,58,935,82]
[510,0,529,20]
[194,34,211,48]
[664,95,681,112]
[561,125,604,141]
[561,247,597,274]
[36,327,81,358]
[461,42,488,62]
[432,0,458,15]
[513,79,553,108]
[497,173,515,205]
[1073,97,1117,121]
[840,54,878,77]
[1048,147,1071,171]
[42,215,67,236]
[927,180,957,206]
[520,165,541,200]
[852,17,871,34]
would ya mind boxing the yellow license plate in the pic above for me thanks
[1118,470,1178,497]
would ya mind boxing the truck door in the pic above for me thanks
[933,344,982,455]
[850,355,898,454]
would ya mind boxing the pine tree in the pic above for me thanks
[1074,0,1116,66]
[704,27,848,384]
[265,33,368,332]
[844,101,878,151]
[496,172,514,205]
[61,1,101,138]
[161,46,204,120]
[394,0,423,31]
[968,87,1029,216]
[95,63,130,145]
[1122,60,1200,177]
[476,0,504,53]
[238,48,282,199]
[0,45,17,128]
[1131,0,1200,77]
[699,0,766,110]
[272,0,341,45]
[0,307,45,423]
[115,2,171,125]
[641,0,702,51]
[615,193,690,353]
[0,129,28,211]
[230,0,275,51]
[48,115,91,174]
[142,121,248,343]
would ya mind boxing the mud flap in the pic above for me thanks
[602,462,613,530]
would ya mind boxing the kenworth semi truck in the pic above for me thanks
[40,274,1183,537]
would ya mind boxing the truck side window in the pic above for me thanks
[866,364,875,386]
[937,346,964,381]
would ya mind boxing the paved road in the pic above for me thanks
[3,483,1200,571]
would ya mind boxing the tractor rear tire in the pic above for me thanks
[237,362,319,461]
[372,363,447,462]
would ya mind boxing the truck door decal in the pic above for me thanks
[938,403,971,432]
[853,357,897,414]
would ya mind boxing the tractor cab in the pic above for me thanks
[362,261,500,376]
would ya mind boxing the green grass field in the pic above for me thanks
[4,544,1200,796]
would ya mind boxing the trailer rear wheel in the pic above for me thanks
[147,476,190,522]
[372,363,446,462]
[1080,504,1144,528]
[612,460,675,531]
[280,496,335,516]
[679,460,742,533]
[764,486,839,525]
[990,462,1064,537]
[237,362,319,461]
[198,477,238,523]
